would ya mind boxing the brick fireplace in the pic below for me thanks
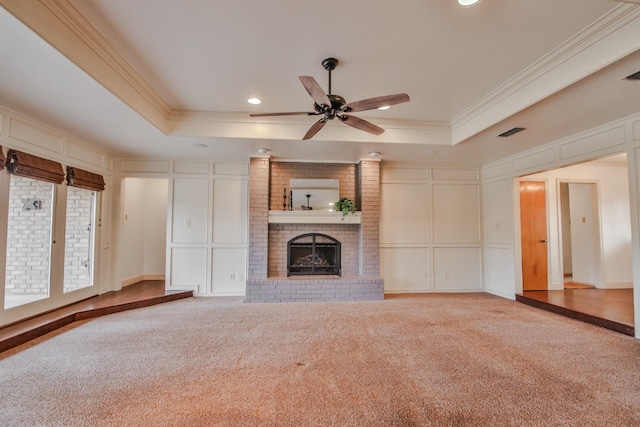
[246,158,384,303]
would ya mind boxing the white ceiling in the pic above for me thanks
[0,0,639,165]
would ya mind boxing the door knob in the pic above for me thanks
[540,239,547,243]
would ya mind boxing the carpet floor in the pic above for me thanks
[1,293,639,426]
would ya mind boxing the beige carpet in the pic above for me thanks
[1,293,639,426]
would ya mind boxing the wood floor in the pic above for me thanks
[0,281,192,353]
[516,288,634,336]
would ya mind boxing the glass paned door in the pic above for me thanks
[4,176,54,309]
[63,187,96,293]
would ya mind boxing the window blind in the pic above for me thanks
[66,166,105,191]
[6,149,64,184]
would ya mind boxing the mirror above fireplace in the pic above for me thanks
[290,179,339,211]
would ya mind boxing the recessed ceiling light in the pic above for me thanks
[193,143,208,148]
[248,97,262,105]
[377,105,390,111]
[369,151,380,158]
[458,0,481,7]
[424,149,439,155]
[257,148,269,154]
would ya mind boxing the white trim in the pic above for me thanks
[268,211,361,224]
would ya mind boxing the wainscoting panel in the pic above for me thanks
[211,248,247,296]
[380,182,429,244]
[170,248,208,293]
[482,178,513,245]
[174,161,210,175]
[484,246,516,299]
[67,139,106,169]
[559,126,626,161]
[171,178,209,243]
[432,183,480,244]
[213,178,248,244]
[8,116,64,154]
[432,168,479,181]
[380,247,430,293]
[433,247,482,291]
[120,159,170,174]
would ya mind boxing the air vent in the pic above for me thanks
[624,70,640,80]
[498,127,525,137]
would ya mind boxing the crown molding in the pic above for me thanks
[451,3,640,144]
[169,111,453,145]
[0,0,172,133]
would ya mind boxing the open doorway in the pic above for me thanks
[559,182,601,290]
[119,178,169,287]
[517,153,634,334]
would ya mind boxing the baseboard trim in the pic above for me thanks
[122,274,166,287]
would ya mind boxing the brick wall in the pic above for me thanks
[268,224,360,277]
[248,157,270,279]
[359,160,381,277]
[269,162,357,210]
[246,158,383,302]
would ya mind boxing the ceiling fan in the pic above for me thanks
[249,58,410,140]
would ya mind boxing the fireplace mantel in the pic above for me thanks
[268,211,361,224]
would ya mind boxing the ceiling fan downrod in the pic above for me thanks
[322,57,338,95]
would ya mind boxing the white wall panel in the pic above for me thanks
[174,161,210,175]
[559,126,626,160]
[432,168,479,181]
[213,179,248,244]
[380,183,429,244]
[633,119,640,141]
[483,179,513,244]
[214,162,249,176]
[8,117,64,154]
[381,247,430,292]
[121,159,170,173]
[381,166,427,181]
[67,140,106,169]
[512,147,556,174]
[432,184,480,244]
[484,247,515,299]
[484,161,510,181]
[433,248,482,291]
[212,248,247,295]
[170,248,207,293]
[172,178,209,243]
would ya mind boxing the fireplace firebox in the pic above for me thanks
[287,233,341,276]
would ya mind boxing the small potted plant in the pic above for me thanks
[334,197,356,218]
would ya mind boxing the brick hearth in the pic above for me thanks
[247,158,383,303]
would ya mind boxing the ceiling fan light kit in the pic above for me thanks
[249,57,410,140]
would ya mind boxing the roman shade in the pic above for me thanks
[0,146,5,170]
[6,149,64,184]
[66,166,105,191]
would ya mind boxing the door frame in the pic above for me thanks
[556,179,605,289]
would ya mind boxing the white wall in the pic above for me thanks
[143,179,168,276]
[380,165,482,293]
[116,160,249,296]
[527,162,632,289]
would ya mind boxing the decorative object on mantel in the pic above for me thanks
[335,197,356,218]
[283,188,287,210]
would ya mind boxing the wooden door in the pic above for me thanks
[520,181,548,291]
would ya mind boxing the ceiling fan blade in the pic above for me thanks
[249,112,316,117]
[303,119,327,140]
[342,93,410,113]
[339,115,384,135]
[299,76,332,107]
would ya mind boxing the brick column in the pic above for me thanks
[358,159,381,277]
[248,157,270,279]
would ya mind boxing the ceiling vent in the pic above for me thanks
[498,127,525,137]
[624,70,640,80]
